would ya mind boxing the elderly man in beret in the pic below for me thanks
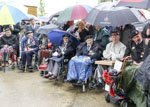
[66,35,102,84]
[103,28,126,60]
[44,34,74,79]
[124,30,146,66]
[20,31,39,71]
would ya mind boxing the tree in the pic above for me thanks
[98,0,115,4]
[38,0,46,16]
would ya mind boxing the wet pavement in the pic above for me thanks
[0,68,117,107]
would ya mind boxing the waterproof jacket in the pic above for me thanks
[0,34,18,49]
[94,27,110,49]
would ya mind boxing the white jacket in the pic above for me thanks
[103,41,126,60]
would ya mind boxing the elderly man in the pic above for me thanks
[20,31,39,70]
[66,35,102,84]
[44,34,74,79]
[124,30,146,66]
[103,29,126,60]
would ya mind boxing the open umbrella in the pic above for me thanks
[38,16,49,22]
[57,5,92,22]
[0,0,28,25]
[37,24,59,34]
[47,30,79,46]
[85,7,146,27]
[23,14,38,21]
[115,0,150,9]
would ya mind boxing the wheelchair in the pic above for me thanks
[18,52,38,72]
[0,48,18,72]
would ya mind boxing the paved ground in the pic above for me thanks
[0,68,119,107]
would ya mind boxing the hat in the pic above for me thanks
[63,34,70,38]
[111,27,120,36]
[131,30,139,39]
[26,31,33,35]
[85,35,93,41]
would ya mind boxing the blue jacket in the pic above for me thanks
[21,36,39,53]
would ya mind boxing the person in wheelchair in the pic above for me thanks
[0,28,18,67]
[20,31,39,70]
[66,35,102,84]
[103,28,126,60]
[38,34,53,65]
[44,34,74,79]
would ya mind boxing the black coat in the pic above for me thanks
[53,41,74,59]
[124,39,146,63]
[76,42,102,59]
[0,35,18,49]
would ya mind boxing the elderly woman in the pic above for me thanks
[66,35,102,84]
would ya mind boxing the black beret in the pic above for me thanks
[26,31,33,35]
[85,35,93,41]
[63,34,70,38]
[131,30,139,39]
[111,27,120,36]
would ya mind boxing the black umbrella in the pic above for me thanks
[116,0,150,9]
[37,24,59,34]
[85,7,146,27]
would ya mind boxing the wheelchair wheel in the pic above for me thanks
[120,100,128,107]
[105,93,110,102]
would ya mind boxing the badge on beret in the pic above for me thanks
[132,47,135,50]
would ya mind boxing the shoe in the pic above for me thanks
[49,75,57,80]
[43,73,51,78]
[77,79,83,84]
[27,66,33,69]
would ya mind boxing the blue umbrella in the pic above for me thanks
[47,30,79,47]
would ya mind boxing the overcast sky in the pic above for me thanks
[10,0,98,16]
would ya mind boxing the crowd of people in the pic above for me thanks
[0,18,150,106]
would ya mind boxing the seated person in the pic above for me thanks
[66,35,102,84]
[124,30,146,66]
[103,29,126,60]
[38,34,53,64]
[20,31,39,70]
[0,28,18,66]
[44,34,74,79]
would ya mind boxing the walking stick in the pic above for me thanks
[24,46,29,72]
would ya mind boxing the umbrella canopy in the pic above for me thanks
[95,1,114,10]
[85,6,146,27]
[37,24,59,34]
[23,14,38,21]
[0,0,28,25]
[38,16,49,22]
[57,5,92,22]
[115,0,150,9]
[47,30,79,46]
